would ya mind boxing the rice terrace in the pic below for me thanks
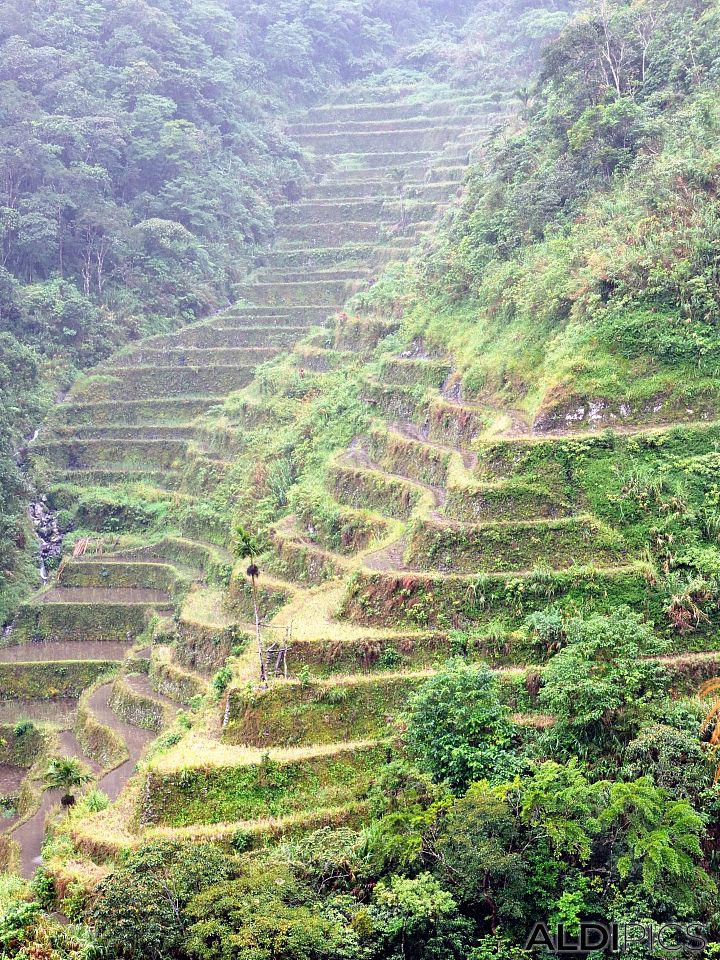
[1,0,720,956]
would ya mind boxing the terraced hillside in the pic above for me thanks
[0,80,511,876]
[51,305,720,872]
[14,74,716,892]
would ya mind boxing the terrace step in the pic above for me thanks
[72,365,256,402]
[306,175,464,202]
[11,596,162,644]
[105,346,280,367]
[110,672,179,732]
[34,586,171,605]
[292,127,463,154]
[258,244,377,271]
[321,162,437,184]
[57,560,180,592]
[145,801,368,849]
[50,423,199,441]
[223,304,333,321]
[141,738,384,828]
[0,640,132,662]
[404,515,629,574]
[277,220,419,248]
[10,726,101,877]
[304,96,491,123]
[234,280,350,307]
[275,198,438,226]
[51,398,214,428]
[163,325,312,350]
[341,563,654,629]
[49,468,182,490]
[385,419,478,470]
[87,682,155,801]
[328,150,433,169]
[288,116,468,136]
[33,438,188,471]
[255,267,371,284]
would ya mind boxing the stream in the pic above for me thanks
[28,499,63,583]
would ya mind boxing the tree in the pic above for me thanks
[432,782,529,931]
[43,756,92,806]
[233,523,265,685]
[404,660,521,793]
[90,840,236,960]
[539,609,669,751]
[370,873,463,960]
[621,721,713,802]
[184,863,349,960]
[519,761,712,913]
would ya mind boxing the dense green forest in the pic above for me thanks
[5,0,720,957]
[0,0,473,620]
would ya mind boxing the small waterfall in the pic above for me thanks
[28,499,63,582]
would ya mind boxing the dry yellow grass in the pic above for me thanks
[150,730,381,774]
[181,586,236,630]
[146,800,368,843]
[270,582,419,643]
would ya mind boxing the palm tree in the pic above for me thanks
[233,524,267,686]
[44,756,93,807]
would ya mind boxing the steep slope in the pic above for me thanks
[1,77,509,875]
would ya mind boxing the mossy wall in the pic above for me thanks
[332,464,424,519]
[48,484,175,533]
[75,366,254,402]
[361,380,420,421]
[281,220,386,246]
[224,676,419,747]
[0,661,115,700]
[149,656,207,703]
[282,631,537,675]
[378,358,451,388]
[266,536,340,586]
[11,602,152,643]
[108,675,169,731]
[175,621,237,675]
[59,562,180,593]
[427,397,485,448]
[406,517,628,573]
[142,745,384,827]
[297,126,457,152]
[293,506,387,557]
[0,723,48,767]
[75,692,127,769]
[227,575,290,622]
[444,481,573,521]
[334,314,399,351]
[169,326,306,350]
[235,280,349,305]
[341,565,659,630]
[52,398,211,426]
[34,439,187,471]
[369,427,451,487]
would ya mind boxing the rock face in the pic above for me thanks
[532,392,718,433]
[28,498,63,581]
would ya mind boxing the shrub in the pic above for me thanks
[404,660,522,793]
